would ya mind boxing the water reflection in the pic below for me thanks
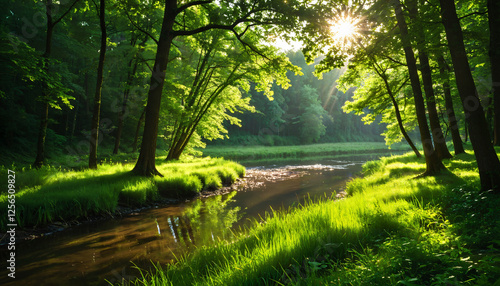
[0,155,395,286]
[0,192,241,286]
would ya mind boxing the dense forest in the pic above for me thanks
[2,0,500,285]
[1,0,500,185]
[214,51,386,146]
[0,1,384,169]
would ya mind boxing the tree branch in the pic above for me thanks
[458,10,488,21]
[381,54,407,66]
[53,0,81,26]
[125,11,159,45]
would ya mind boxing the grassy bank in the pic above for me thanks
[202,142,410,162]
[128,149,500,285]
[0,158,245,232]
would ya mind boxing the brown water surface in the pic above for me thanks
[0,154,393,285]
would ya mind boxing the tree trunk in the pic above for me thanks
[70,102,78,143]
[440,0,500,191]
[33,102,49,168]
[387,86,422,158]
[132,108,146,153]
[437,56,464,155]
[394,0,445,175]
[407,0,452,160]
[33,0,54,168]
[488,0,500,146]
[418,51,453,159]
[89,0,107,169]
[132,0,177,176]
[376,67,422,157]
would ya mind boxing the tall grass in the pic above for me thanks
[128,149,500,285]
[0,158,245,231]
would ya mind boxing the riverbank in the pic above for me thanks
[0,158,245,236]
[202,142,411,162]
[129,149,500,285]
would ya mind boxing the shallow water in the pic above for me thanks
[0,154,392,285]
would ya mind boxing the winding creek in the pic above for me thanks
[1,153,398,286]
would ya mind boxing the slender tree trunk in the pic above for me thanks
[393,0,445,175]
[375,65,422,157]
[418,51,453,159]
[132,108,146,153]
[387,87,422,158]
[33,1,54,168]
[34,102,49,168]
[437,56,464,154]
[407,0,452,160]
[89,0,107,169]
[132,0,177,176]
[440,0,500,191]
[70,102,78,143]
[488,0,500,145]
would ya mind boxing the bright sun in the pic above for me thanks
[329,12,361,49]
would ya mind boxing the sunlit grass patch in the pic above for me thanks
[0,158,245,231]
[129,148,500,286]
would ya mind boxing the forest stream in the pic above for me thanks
[0,153,396,286]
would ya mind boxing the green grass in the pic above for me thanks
[127,149,500,286]
[0,158,245,231]
[201,142,411,162]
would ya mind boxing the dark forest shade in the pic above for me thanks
[439,0,500,191]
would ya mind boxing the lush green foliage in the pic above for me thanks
[214,52,385,146]
[0,158,245,231]
[125,148,500,286]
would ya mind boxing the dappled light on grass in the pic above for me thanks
[130,149,500,285]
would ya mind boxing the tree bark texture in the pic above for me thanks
[440,0,500,191]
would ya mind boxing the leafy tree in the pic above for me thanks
[162,29,295,160]
[340,55,421,157]
[32,0,81,168]
[131,0,308,176]
[296,85,328,144]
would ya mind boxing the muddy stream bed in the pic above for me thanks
[0,154,394,285]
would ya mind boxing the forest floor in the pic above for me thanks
[129,147,500,286]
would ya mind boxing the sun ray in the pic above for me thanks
[329,11,362,49]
